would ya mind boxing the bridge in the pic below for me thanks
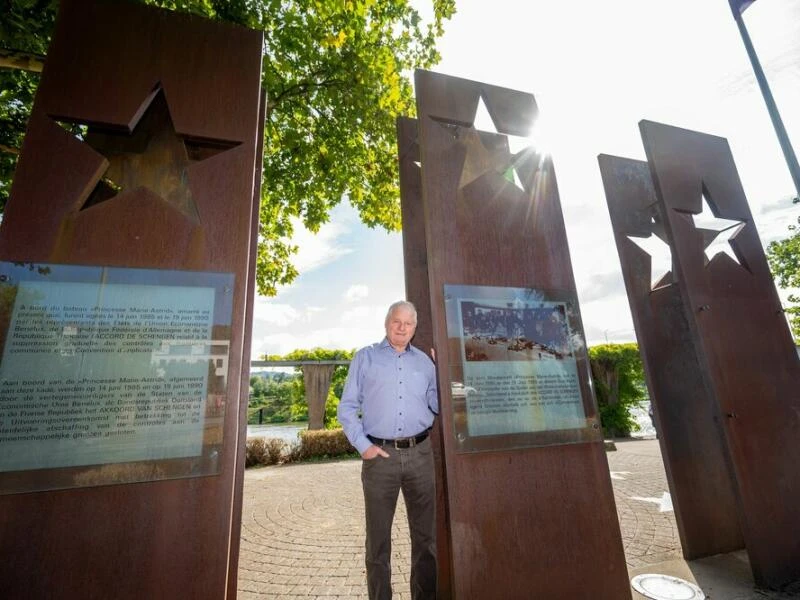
[250,360,351,430]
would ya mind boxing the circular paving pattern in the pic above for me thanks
[238,460,413,599]
[237,440,683,598]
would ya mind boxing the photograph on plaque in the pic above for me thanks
[0,262,234,494]
[444,284,599,452]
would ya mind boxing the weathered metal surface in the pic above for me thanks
[598,154,744,559]
[639,120,800,588]
[397,115,453,599]
[303,364,336,430]
[413,70,630,599]
[227,88,266,600]
[0,1,263,597]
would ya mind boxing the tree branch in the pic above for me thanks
[266,75,347,116]
[0,144,20,155]
[0,49,45,73]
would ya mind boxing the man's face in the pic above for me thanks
[386,306,417,351]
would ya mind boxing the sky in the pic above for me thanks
[250,0,800,359]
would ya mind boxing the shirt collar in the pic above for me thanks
[380,337,410,354]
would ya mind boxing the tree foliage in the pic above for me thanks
[767,214,800,337]
[248,372,299,423]
[0,0,455,293]
[588,343,646,437]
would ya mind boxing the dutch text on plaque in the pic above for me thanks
[0,263,233,488]
[444,284,600,452]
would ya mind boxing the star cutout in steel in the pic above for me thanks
[683,193,746,267]
[627,213,674,290]
[431,94,535,192]
[53,86,239,223]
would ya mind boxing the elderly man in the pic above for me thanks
[338,300,439,600]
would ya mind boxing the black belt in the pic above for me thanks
[368,430,429,449]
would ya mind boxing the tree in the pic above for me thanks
[0,0,455,293]
[588,343,647,438]
[247,372,299,423]
[767,213,800,337]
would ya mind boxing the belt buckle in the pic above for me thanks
[394,437,413,449]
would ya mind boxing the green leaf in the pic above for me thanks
[0,0,455,295]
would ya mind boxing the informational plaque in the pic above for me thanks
[444,284,600,452]
[0,261,234,494]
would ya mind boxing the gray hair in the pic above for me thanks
[385,300,417,325]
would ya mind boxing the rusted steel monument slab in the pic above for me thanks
[408,70,630,599]
[397,115,453,599]
[600,120,800,589]
[598,154,744,560]
[0,1,263,598]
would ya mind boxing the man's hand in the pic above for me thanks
[361,445,390,460]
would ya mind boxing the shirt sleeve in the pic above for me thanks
[337,348,373,454]
[427,356,439,416]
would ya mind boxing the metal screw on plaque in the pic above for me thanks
[457,433,465,442]
[224,286,231,295]
[592,423,599,429]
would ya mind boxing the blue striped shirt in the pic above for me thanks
[338,338,438,454]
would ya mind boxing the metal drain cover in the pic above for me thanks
[630,574,705,600]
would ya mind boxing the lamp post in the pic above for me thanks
[729,0,800,201]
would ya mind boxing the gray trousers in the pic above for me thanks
[361,436,437,600]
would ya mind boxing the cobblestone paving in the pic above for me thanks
[236,439,686,598]
[608,439,683,569]
[238,460,410,599]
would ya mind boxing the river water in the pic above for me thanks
[245,406,656,443]
[246,423,307,443]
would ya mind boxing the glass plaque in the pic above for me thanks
[0,262,234,494]
[444,284,601,453]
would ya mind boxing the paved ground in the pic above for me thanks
[237,438,797,599]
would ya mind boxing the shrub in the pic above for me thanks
[290,428,356,461]
[245,437,286,467]
[589,343,646,438]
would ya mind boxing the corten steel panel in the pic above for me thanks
[0,1,263,598]
[227,87,267,600]
[397,116,453,599]
[415,70,630,599]
[598,155,744,559]
[640,120,800,588]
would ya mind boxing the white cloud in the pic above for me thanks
[289,216,353,274]
[252,301,299,326]
[251,326,379,358]
[250,332,302,358]
[343,284,369,302]
[341,304,386,326]
[342,305,371,323]
[579,296,637,347]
